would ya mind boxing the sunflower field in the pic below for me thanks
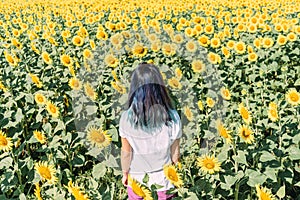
[0,0,300,199]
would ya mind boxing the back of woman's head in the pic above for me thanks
[127,63,175,130]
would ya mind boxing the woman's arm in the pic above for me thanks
[121,137,132,186]
[170,139,180,164]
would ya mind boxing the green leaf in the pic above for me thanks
[54,120,65,133]
[142,173,149,184]
[92,162,107,179]
[105,154,119,168]
[288,146,300,160]
[224,175,237,187]
[43,123,52,134]
[0,157,13,169]
[19,193,26,200]
[260,151,276,162]
[281,56,289,62]
[72,155,85,167]
[263,167,277,182]
[290,48,300,55]
[86,105,98,116]
[246,169,267,187]
[276,185,285,199]
[150,183,164,190]
[15,108,24,123]
[294,79,300,86]
[27,159,33,170]
[86,147,102,158]
[233,150,248,165]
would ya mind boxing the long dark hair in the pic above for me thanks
[127,63,175,130]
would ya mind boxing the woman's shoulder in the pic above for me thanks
[119,109,131,124]
[169,109,180,123]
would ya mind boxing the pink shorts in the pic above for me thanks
[127,186,177,200]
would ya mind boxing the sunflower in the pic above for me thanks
[268,105,279,122]
[151,42,161,52]
[197,100,204,111]
[83,49,93,60]
[221,46,231,59]
[61,30,71,38]
[194,24,203,34]
[69,77,82,90]
[248,52,258,62]
[34,183,42,200]
[128,176,153,200]
[175,68,183,80]
[104,54,119,68]
[132,43,148,58]
[184,106,194,121]
[86,126,112,148]
[111,81,126,94]
[210,37,221,48]
[110,33,123,47]
[173,34,184,44]
[31,42,40,54]
[220,87,231,100]
[184,27,194,37]
[162,43,177,56]
[238,125,254,144]
[7,53,19,66]
[0,81,8,92]
[168,77,182,89]
[198,35,210,47]
[262,37,274,48]
[256,185,276,200]
[67,180,90,200]
[226,40,235,49]
[286,89,300,106]
[0,131,13,152]
[238,103,252,124]
[253,38,261,49]
[84,82,97,100]
[247,46,254,53]
[206,97,215,108]
[234,41,246,54]
[204,25,214,34]
[41,52,52,65]
[277,34,287,46]
[89,40,96,50]
[12,29,20,37]
[248,24,257,33]
[287,32,297,42]
[29,73,43,88]
[191,59,205,73]
[96,30,108,40]
[61,54,73,67]
[216,119,232,143]
[197,154,221,174]
[35,93,46,105]
[46,101,59,118]
[185,40,197,53]
[163,164,183,187]
[72,35,84,46]
[35,161,58,184]
[208,52,221,64]
[33,130,47,144]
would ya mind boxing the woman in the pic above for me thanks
[119,63,182,199]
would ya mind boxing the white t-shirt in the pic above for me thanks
[119,109,182,191]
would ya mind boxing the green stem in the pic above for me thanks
[23,122,30,156]
[232,140,239,199]
[234,181,240,200]
[11,152,23,192]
